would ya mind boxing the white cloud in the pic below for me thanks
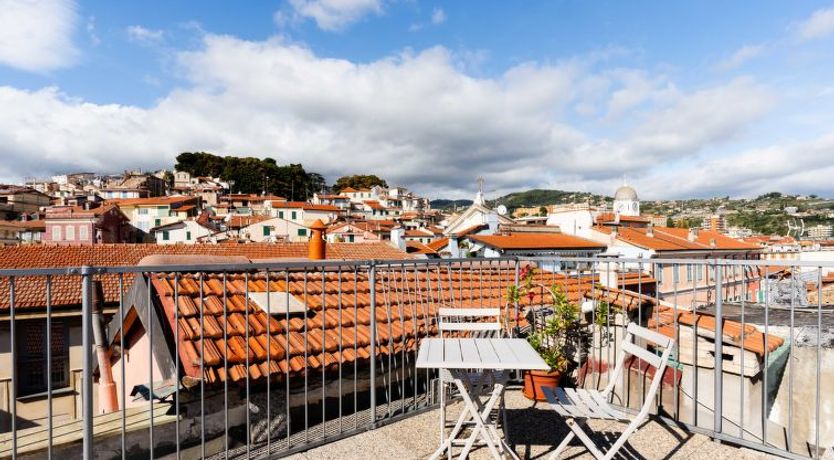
[794,6,834,41]
[431,8,446,25]
[0,35,781,198]
[0,0,79,72]
[715,44,766,70]
[641,134,834,198]
[286,0,383,31]
[127,25,165,44]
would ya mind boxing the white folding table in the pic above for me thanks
[416,338,549,460]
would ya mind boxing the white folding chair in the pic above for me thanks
[437,307,510,456]
[543,322,675,460]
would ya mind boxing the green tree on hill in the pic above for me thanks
[333,174,388,192]
[175,152,325,200]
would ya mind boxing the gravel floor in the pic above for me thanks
[285,390,778,459]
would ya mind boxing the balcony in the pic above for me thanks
[0,256,831,459]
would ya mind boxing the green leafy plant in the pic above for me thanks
[506,267,587,373]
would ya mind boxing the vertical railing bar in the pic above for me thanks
[369,262,377,428]
[81,267,94,460]
[266,268,272,456]
[223,271,230,458]
[285,270,291,449]
[46,275,53,460]
[337,266,343,434]
[117,273,127,459]
[762,266,769,448]
[672,263,679,420]
[404,264,418,411]
[413,263,429,406]
[353,266,359,431]
[321,265,327,439]
[303,271,309,443]
[714,260,723,439]
[321,266,327,440]
[199,273,206,460]
[172,273,180,460]
[397,265,407,414]
[815,267,822,458]
[384,268,394,418]
[147,272,154,458]
[9,276,17,460]
[787,264,795,451]
[691,264,698,427]
[739,266,745,440]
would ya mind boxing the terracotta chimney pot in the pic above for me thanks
[308,219,327,260]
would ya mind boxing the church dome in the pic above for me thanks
[614,185,638,201]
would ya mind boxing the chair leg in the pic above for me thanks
[439,381,451,459]
[548,426,575,460]
[566,419,606,460]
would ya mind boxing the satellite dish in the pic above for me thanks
[496,205,508,216]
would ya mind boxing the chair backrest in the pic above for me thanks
[604,322,675,415]
[437,307,503,338]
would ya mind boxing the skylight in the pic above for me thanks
[247,291,308,315]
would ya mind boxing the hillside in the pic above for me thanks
[488,189,607,210]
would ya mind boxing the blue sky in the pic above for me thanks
[1,1,834,199]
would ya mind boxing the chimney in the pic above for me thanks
[646,222,654,237]
[390,226,406,251]
[486,212,499,234]
[688,227,699,242]
[308,219,327,260]
[92,281,119,413]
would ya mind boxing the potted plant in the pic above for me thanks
[507,266,586,401]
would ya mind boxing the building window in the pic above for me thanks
[291,211,297,220]
[655,265,663,284]
[16,319,69,397]
[686,265,693,282]
[673,266,680,284]
[79,225,88,241]
[138,208,148,215]
[162,230,170,241]
[154,219,161,227]
[278,211,284,219]
[65,225,75,241]
[297,228,307,237]
[51,226,61,241]
[186,231,191,240]
[348,235,355,242]
[263,226,271,236]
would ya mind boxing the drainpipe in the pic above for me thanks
[92,280,119,413]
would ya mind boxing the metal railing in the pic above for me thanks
[0,256,831,459]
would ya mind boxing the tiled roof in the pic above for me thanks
[405,241,437,254]
[0,220,46,230]
[451,224,488,238]
[426,237,449,252]
[272,202,341,212]
[469,233,606,251]
[226,215,271,229]
[146,269,654,385]
[648,306,783,357]
[107,196,197,207]
[594,213,650,224]
[596,226,759,252]
[0,243,413,310]
[45,204,122,219]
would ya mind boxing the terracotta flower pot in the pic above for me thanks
[522,369,562,401]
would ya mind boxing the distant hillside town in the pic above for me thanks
[1,164,833,267]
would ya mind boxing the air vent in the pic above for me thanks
[247,291,308,315]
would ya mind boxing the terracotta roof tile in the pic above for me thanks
[469,233,606,250]
[0,243,413,310]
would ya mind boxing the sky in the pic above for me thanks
[1,1,834,200]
